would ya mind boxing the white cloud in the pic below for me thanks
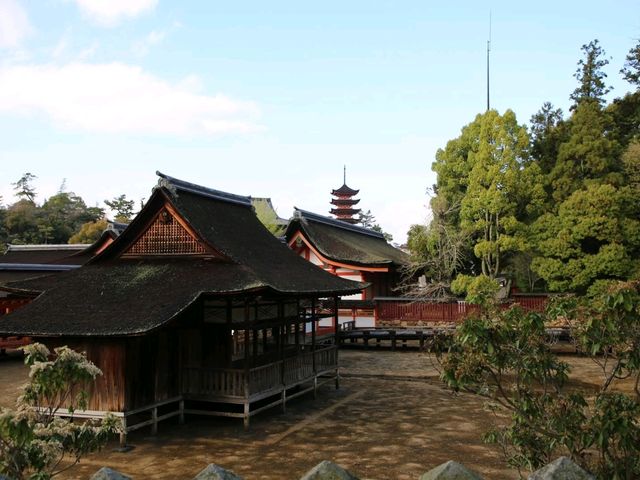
[72,0,158,26]
[131,22,181,57]
[131,29,165,56]
[0,0,33,49]
[0,62,264,136]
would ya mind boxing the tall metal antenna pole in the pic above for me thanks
[486,11,491,111]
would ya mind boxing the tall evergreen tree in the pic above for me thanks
[104,195,135,223]
[12,173,37,204]
[549,101,621,204]
[620,38,640,87]
[530,102,566,176]
[570,39,611,109]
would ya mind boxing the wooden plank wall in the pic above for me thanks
[40,338,127,412]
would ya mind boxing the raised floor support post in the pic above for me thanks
[243,400,250,430]
[119,417,128,447]
[179,399,185,425]
[151,407,158,435]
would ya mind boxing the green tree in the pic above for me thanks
[529,102,567,177]
[12,173,37,204]
[4,199,40,244]
[606,40,640,149]
[621,38,640,87]
[403,197,468,299]
[549,100,621,204]
[439,282,640,478]
[570,39,611,109]
[104,195,135,223]
[531,183,640,292]
[457,110,545,278]
[69,219,108,244]
[358,209,393,242]
[432,122,479,228]
[0,344,120,479]
[40,193,104,244]
[622,140,640,188]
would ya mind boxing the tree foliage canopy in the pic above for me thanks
[0,344,120,479]
[411,37,640,295]
[439,282,640,478]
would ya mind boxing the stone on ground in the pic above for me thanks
[299,460,359,480]
[528,457,595,480]
[419,460,483,480]
[90,467,132,480]
[193,464,244,480]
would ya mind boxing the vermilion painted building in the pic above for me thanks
[285,208,408,326]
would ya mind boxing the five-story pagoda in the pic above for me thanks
[330,167,360,224]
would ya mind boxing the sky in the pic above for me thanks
[0,1,638,243]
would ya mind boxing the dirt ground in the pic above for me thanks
[0,348,621,480]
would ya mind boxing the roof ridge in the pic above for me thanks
[293,208,385,239]
[7,244,89,251]
[156,171,253,207]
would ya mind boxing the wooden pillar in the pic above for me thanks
[311,298,317,374]
[295,297,301,347]
[244,299,251,429]
[243,400,250,430]
[253,303,259,358]
[151,407,158,435]
[334,296,339,346]
[334,295,340,390]
[225,298,233,366]
[179,399,185,425]
[244,300,251,369]
[119,417,128,447]
[252,329,259,358]
[262,328,268,353]
[278,300,285,371]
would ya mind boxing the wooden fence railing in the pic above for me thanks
[375,295,550,324]
[182,345,338,400]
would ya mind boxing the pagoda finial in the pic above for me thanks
[343,165,346,185]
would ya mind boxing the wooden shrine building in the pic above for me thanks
[0,173,364,438]
[285,209,408,322]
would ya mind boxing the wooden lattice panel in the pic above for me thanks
[124,209,206,256]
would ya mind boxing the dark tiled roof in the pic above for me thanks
[0,174,365,337]
[331,183,359,196]
[286,209,409,268]
[1,245,88,265]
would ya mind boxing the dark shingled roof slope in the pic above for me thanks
[285,209,409,268]
[1,245,88,265]
[0,173,364,337]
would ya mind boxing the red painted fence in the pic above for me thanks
[375,295,550,326]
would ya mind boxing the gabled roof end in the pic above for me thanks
[293,208,385,239]
[156,171,253,207]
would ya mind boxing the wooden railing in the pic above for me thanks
[182,345,338,400]
[376,300,476,323]
[375,295,550,324]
